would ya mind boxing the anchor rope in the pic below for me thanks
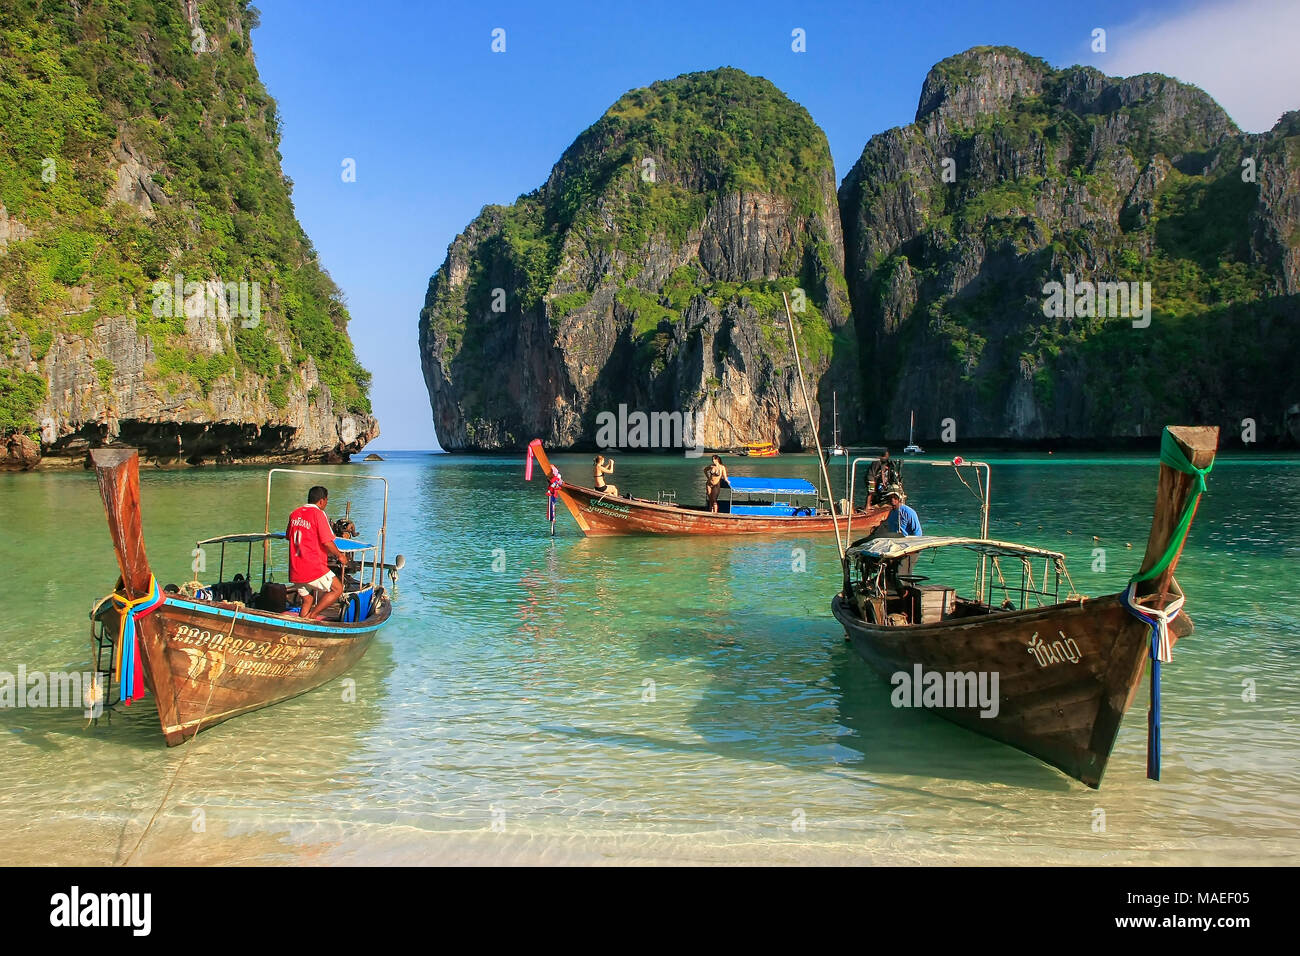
[120,605,238,866]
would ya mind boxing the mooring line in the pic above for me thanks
[119,608,238,866]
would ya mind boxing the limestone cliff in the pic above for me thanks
[840,46,1300,444]
[0,0,377,468]
[419,68,854,451]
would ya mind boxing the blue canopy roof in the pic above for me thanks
[727,476,817,496]
[334,538,374,551]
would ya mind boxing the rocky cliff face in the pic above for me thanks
[840,46,1300,444]
[0,0,377,468]
[420,68,855,452]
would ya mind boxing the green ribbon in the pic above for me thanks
[1130,429,1213,585]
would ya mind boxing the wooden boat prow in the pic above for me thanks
[831,425,1218,788]
[90,448,395,745]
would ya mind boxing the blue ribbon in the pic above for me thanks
[110,577,165,705]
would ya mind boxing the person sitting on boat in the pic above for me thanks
[287,486,347,620]
[704,455,729,513]
[593,455,618,496]
[883,486,922,536]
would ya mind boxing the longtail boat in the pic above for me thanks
[731,440,779,458]
[89,448,401,745]
[830,425,1217,788]
[525,440,890,537]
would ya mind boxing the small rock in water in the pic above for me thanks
[364,453,384,461]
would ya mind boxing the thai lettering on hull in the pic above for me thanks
[1027,631,1083,667]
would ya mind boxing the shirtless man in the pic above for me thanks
[704,455,728,513]
[593,455,618,497]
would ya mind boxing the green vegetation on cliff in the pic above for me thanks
[420,67,854,449]
[444,68,842,347]
[0,0,371,432]
[843,47,1294,437]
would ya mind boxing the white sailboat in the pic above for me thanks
[904,409,924,454]
[829,392,845,456]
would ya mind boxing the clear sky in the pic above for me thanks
[249,0,1298,450]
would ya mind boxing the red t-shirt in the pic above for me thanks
[287,504,332,582]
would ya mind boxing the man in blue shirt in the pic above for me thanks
[884,486,922,536]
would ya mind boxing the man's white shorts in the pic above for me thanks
[295,571,336,597]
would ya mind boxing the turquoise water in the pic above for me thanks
[0,450,1297,864]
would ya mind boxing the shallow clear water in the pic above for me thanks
[1,450,1297,864]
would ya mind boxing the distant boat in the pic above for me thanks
[903,410,923,454]
[731,440,779,458]
[525,440,887,536]
[829,393,845,457]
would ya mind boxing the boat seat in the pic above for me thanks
[917,586,956,624]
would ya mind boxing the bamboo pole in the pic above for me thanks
[782,292,845,559]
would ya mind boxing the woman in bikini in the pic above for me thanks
[704,455,728,513]
[593,455,618,497]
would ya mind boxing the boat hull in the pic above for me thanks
[108,595,389,745]
[831,592,1157,788]
[554,483,889,537]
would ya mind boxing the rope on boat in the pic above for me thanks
[1121,579,1185,782]
[1121,427,1212,782]
[120,605,238,866]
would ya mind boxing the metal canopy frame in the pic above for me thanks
[847,455,992,598]
[263,468,389,591]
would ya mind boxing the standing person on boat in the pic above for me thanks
[593,455,619,497]
[868,450,900,505]
[704,455,729,513]
[884,486,922,536]
[287,486,346,620]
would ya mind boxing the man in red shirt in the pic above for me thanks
[287,486,346,619]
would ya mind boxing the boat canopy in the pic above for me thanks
[197,532,286,546]
[848,535,1066,562]
[333,538,374,552]
[196,531,373,552]
[727,476,817,496]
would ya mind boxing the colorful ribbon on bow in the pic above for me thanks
[109,576,166,705]
[1123,427,1211,782]
[547,468,562,523]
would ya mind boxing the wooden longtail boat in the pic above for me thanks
[90,448,399,745]
[526,440,890,537]
[830,425,1217,788]
[732,440,779,458]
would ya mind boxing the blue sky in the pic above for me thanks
[250,0,1296,450]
